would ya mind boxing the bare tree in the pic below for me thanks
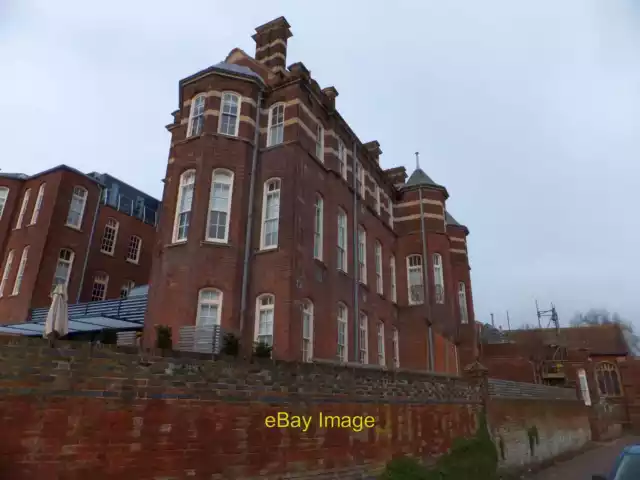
[570,308,640,355]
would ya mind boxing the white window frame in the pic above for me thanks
[52,249,74,292]
[91,272,109,301]
[120,280,135,299]
[255,293,275,346]
[66,186,87,229]
[127,235,142,264]
[355,161,365,198]
[100,218,119,255]
[206,169,234,243]
[337,303,348,363]
[375,185,381,215]
[29,183,45,225]
[197,288,223,326]
[357,225,367,284]
[260,178,281,250]
[0,187,9,220]
[217,92,241,137]
[267,103,285,147]
[338,140,347,180]
[172,169,196,243]
[392,327,400,368]
[0,250,15,297]
[390,256,397,303]
[458,282,469,324]
[433,253,444,304]
[187,94,206,138]
[302,300,314,362]
[313,194,323,261]
[11,246,29,295]
[359,312,368,364]
[407,254,424,305]
[375,240,383,294]
[15,188,31,229]
[337,208,348,272]
[377,322,386,366]
[388,197,394,228]
[315,123,324,161]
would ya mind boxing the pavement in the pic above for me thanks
[524,436,640,480]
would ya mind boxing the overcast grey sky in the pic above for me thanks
[2,1,639,329]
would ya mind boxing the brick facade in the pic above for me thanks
[145,17,477,372]
[0,166,157,323]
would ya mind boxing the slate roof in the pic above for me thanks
[505,324,630,356]
[212,62,263,81]
[404,168,441,188]
[0,172,28,180]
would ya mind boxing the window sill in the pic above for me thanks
[166,240,187,248]
[216,131,240,139]
[256,246,278,254]
[126,258,140,265]
[313,257,325,267]
[337,268,349,278]
[201,240,232,248]
[65,224,82,232]
[100,250,114,257]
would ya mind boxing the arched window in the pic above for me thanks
[0,250,15,297]
[433,253,444,304]
[127,235,142,263]
[392,327,400,368]
[337,208,348,272]
[377,321,385,366]
[458,282,468,324]
[390,256,397,303]
[0,186,9,220]
[120,280,135,299]
[173,169,196,243]
[100,218,119,255]
[206,169,234,242]
[260,178,281,250]
[91,272,109,301]
[337,302,348,362]
[66,186,87,229]
[359,311,369,364]
[15,188,31,229]
[30,183,45,225]
[11,245,29,295]
[267,103,285,146]
[218,92,241,136]
[406,254,424,305]
[255,294,275,346]
[197,288,223,326]
[52,249,74,293]
[302,299,314,362]
[375,240,383,294]
[595,362,622,397]
[313,194,323,260]
[187,94,206,137]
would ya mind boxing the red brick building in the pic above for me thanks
[145,17,477,371]
[0,165,158,323]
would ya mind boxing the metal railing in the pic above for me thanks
[101,188,158,226]
[176,325,223,354]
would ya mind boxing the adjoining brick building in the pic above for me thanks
[145,16,477,372]
[0,165,159,323]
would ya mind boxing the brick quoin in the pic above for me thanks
[145,16,477,371]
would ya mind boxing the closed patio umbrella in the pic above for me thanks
[44,283,69,342]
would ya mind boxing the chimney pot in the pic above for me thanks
[364,141,382,162]
[321,86,339,109]
[288,62,310,78]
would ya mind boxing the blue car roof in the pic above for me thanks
[622,445,640,454]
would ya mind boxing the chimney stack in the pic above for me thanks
[321,86,339,109]
[384,166,407,186]
[253,17,292,73]
[364,141,382,163]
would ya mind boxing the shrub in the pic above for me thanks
[253,341,273,358]
[221,332,240,356]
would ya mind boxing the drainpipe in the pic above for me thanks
[352,139,359,362]
[76,185,103,303]
[239,90,264,334]
[418,184,435,371]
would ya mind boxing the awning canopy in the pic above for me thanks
[0,314,143,336]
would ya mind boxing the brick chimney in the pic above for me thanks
[253,17,292,73]
[322,86,339,109]
[364,141,382,163]
[384,166,407,186]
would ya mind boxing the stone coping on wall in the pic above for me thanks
[489,378,579,401]
[0,336,483,405]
